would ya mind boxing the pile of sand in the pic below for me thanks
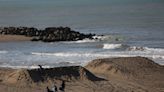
[86,57,164,78]
[3,69,33,85]
[85,57,164,92]
[0,68,14,82]
[1,66,103,86]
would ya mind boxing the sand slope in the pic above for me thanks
[86,57,164,92]
[1,66,102,84]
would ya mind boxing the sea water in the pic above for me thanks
[0,0,164,68]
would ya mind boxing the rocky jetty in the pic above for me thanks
[0,27,95,42]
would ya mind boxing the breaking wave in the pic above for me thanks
[31,52,95,57]
[0,65,52,69]
[0,50,8,54]
[31,51,164,59]
[127,46,164,52]
[92,35,111,41]
[73,38,96,43]
[103,43,123,49]
[64,35,114,43]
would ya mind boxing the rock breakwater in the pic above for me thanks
[0,27,95,42]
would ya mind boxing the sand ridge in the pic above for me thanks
[1,66,103,85]
[85,57,164,78]
[85,57,164,92]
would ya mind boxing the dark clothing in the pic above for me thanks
[47,87,54,92]
[59,81,65,92]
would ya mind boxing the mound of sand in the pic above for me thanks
[2,66,103,86]
[85,57,164,91]
[0,68,14,83]
[3,69,33,85]
[86,57,164,78]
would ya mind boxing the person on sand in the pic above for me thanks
[38,65,44,71]
[46,86,54,92]
[52,84,58,92]
[59,81,65,92]
[38,65,45,75]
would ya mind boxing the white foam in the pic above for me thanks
[74,38,96,43]
[128,46,146,51]
[1,50,164,69]
[0,65,52,69]
[63,35,112,44]
[32,52,126,57]
[103,43,123,49]
[128,46,164,52]
[145,47,164,52]
[32,52,94,57]
[63,38,96,43]
[0,50,8,54]
[93,35,112,41]
[31,51,164,64]
[31,51,157,58]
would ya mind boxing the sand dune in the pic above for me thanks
[86,57,164,92]
[0,57,164,92]
[86,57,164,78]
[2,66,103,85]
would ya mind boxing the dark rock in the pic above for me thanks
[0,26,95,42]
[31,37,40,41]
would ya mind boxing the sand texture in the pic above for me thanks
[0,35,32,42]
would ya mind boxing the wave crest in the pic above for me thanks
[0,50,8,54]
[65,35,113,43]
[128,46,164,52]
[127,46,146,51]
[74,38,96,43]
[103,43,123,49]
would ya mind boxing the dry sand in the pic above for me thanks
[86,57,164,92]
[0,57,164,92]
[0,35,32,42]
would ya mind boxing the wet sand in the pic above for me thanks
[0,35,32,42]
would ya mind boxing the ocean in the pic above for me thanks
[0,0,164,68]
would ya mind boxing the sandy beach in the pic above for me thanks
[0,57,163,92]
[0,35,32,42]
[0,0,164,92]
